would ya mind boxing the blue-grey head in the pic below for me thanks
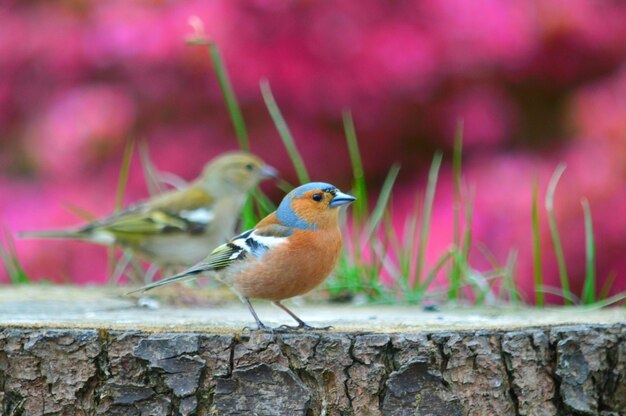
[275,182,356,230]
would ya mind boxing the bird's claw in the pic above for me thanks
[243,323,274,332]
[278,323,333,331]
[243,323,333,332]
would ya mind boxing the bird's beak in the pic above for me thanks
[260,164,279,179]
[329,190,356,207]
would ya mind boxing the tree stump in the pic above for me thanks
[0,286,624,415]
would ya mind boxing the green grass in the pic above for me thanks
[5,23,623,309]
[260,79,311,184]
[189,29,624,307]
[414,152,443,288]
[545,163,570,304]
[343,110,369,225]
[0,225,29,284]
[581,198,596,304]
[449,121,464,300]
[531,177,544,306]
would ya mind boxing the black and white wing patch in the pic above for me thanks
[229,225,292,258]
[126,224,293,295]
[179,224,293,272]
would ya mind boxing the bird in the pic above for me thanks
[128,182,356,331]
[20,151,278,267]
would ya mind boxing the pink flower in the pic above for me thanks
[28,86,136,178]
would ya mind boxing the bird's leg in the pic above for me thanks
[241,297,273,332]
[273,301,333,331]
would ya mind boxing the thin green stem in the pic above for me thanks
[414,152,443,286]
[187,18,249,149]
[532,177,544,306]
[503,249,519,303]
[581,198,596,304]
[138,140,164,196]
[260,79,310,184]
[1,226,29,284]
[421,249,455,296]
[201,43,250,150]
[450,120,464,299]
[365,164,400,239]
[115,138,134,212]
[109,137,135,282]
[343,110,368,224]
[545,163,570,304]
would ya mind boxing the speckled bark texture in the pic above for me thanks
[0,324,624,415]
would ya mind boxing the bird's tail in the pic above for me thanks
[18,229,85,240]
[125,265,207,295]
[18,228,116,245]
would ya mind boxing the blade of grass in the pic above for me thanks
[598,272,617,301]
[187,17,249,151]
[138,140,164,196]
[584,292,626,309]
[187,18,263,230]
[545,163,571,304]
[420,249,455,299]
[62,202,98,221]
[1,226,29,284]
[581,198,596,304]
[0,239,13,281]
[115,138,135,212]
[414,152,443,287]
[450,120,464,299]
[452,186,475,302]
[260,79,310,184]
[251,188,277,215]
[240,189,276,230]
[364,164,400,239]
[449,249,492,305]
[108,137,135,283]
[537,286,579,304]
[400,203,420,282]
[475,243,511,303]
[462,187,475,259]
[503,249,519,303]
[531,177,544,306]
[343,110,368,224]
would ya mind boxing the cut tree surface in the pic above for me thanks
[0,286,624,415]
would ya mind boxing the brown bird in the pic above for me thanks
[128,182,356,331]
[21,152,278,266]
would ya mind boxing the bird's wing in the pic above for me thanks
[203,223,294,269]
[127,224,293,294]
[86,187,216,237]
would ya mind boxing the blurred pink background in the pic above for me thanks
[1,1,625,301]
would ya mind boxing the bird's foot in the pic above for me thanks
[277,323,333,331]
[243,322,275,332]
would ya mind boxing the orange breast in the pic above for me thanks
[230,227,342,301]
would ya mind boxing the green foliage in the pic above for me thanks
[545,164,570,304]
[154,27,623,307]
[531,177,545,306]
[260,79,311,184]
[415,152,443,287]
[1,226,29,284]
[449,121,464,299]
[581,198,596,304]
[343,110,369,224]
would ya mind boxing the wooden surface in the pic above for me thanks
[0,285,624,415]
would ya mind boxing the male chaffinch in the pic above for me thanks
[129,182,356,331]
[21,152,278,266]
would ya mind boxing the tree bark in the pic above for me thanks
[1,323,624,415]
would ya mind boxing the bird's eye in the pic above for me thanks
[312,193,323,202]
[244,163,255,171]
